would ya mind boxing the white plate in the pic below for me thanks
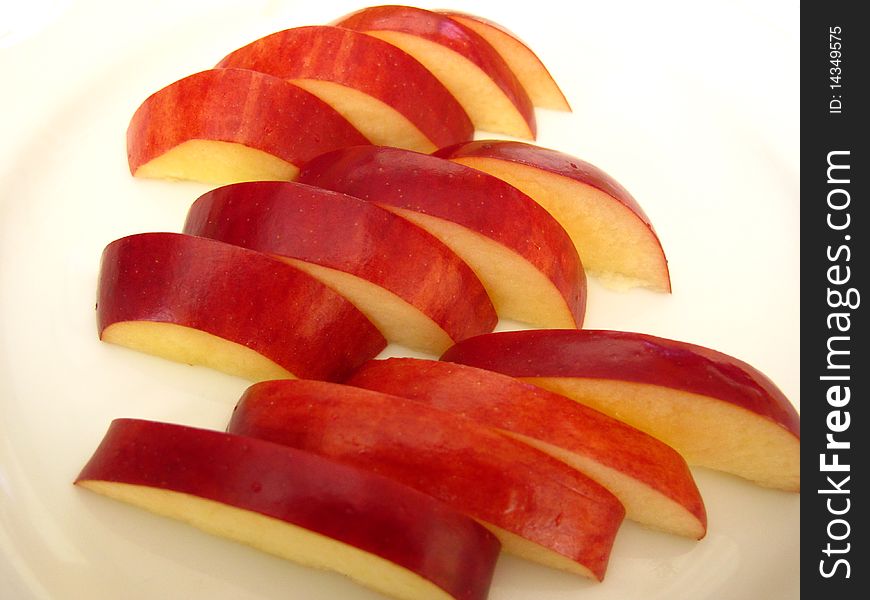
[0,1,799,598]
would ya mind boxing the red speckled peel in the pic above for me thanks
[435,140,670,292]
[228,379,625,580]
[216,26,472,151]
[334,5,535,139]
[182,180,497,352]
[97,232,385,381]
[435,140,651,221]
[437,10,571,111]
[441,329,800,490]
[126,68,368,177]
[345,357,706,539]
[296,145,586,328]
[75,419,500,600]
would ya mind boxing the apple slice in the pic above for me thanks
[182,181,497,354]
[127,68,368,185]
[296,145,586,328]
[216,26,472,153]
[441,329,801,491]
[229,380,625,580]
[97,232,385,382]
[438,11,570,111]
[345,357,706,539]
[333,5,535,139]
[434,140,671,292]
[76,419,500,600]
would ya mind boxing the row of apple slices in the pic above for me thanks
[104,143,602,372]
[129,5,571,183]
[104,138,676,372]
[97,166,570,369]
[77,334,800,597]
[75,355,699,598]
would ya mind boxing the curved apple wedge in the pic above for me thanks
[435,140,670,292]
[441,330,800,491]
[182,181,497,354]
[228,380,625,580]
[127,68,368,184]
[97,233,386,382]
[216,26,473,153]
[75,419,500,600]
[334,5,535,139]
[438,11,571,111]
[297,145,586,328]
[346,357,706,539]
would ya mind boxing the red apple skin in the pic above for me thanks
[228,380,625,580]
[344,357,706,537]
[127,68,369,176]
[434,140,671,293]
[216,26,473,149]
[76,419,500,600]
[440,329,801,438]
[97,232,386,381]
[182,181,497,344]
[333,5,535,137]
[296,145,586,327]
[436,11,571,111]
[434,140,655,228]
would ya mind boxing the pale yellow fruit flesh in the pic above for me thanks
[291,79,436,153]
[134,139,299,184]
[366,31,533,139]
[78,481,456,600]
[101,321,295,382]
[485,523,594,579]
[282,259,454,354]
[506,431,705,539]
[449,15,571,111]
[527,377,800,491]
[451,157,670,292]
[384,207,576,328]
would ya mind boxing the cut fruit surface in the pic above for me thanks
[439,11,571,111]
[346,357,706,539]
[126,68,368,184]
[134,139,299,184]
[217,25,473,152]
[229,379,625,580]
[97,232,385,381]
[435,140,670,292]
[183,181,497,354]
[76,419,500,600]
[334,5,535,139]
[441,329,800,491]
[296,145,586,328]
[101,321,293,382]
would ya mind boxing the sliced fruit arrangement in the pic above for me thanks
[296,145,586,328]
[76,419,501,600]
[216,25,473,153]
[182,181,497,354]
[125,4,574,185]
[440,329,800,491]
[436,11,571,111]
[435,140,671,291]
[97,232,386,381]
[227,379,625,580]
[334,5,536,139]
[126,68,368,184]
[345,357,707,539]
[83,4,801,596]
